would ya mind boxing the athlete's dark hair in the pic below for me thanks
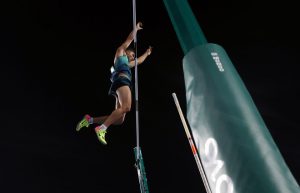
[126,47,135,53]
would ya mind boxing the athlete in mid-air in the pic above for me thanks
[76,22,152,145]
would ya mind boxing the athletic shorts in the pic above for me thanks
[108,76,132,98]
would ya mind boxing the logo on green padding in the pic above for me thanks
[203,138,234,193]
[211,52,225,72]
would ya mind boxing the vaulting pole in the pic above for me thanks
[132,1,150,192]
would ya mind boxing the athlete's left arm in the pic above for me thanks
[129,46,152,68]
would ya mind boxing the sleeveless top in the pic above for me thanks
[110,55,132,82]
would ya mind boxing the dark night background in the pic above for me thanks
[1,0,299,192]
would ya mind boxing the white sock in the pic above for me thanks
[99,124,107,131]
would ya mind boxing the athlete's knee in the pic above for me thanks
[121,105,131,113]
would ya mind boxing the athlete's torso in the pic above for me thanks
[110,55,132,81]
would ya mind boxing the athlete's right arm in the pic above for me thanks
[114,22,143,61]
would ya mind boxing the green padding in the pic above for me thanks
[163,0,299,192]
[163,0,207,54]
[183,44,299,193]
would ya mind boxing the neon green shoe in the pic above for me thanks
[76,114,91,131]
[95,126,107,145]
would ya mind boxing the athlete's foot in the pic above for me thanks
[95,126,107,145]
[76,114,91,131]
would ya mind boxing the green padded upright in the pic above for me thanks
[163,0,300,192]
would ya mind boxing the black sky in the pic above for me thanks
[1,0,300,193]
